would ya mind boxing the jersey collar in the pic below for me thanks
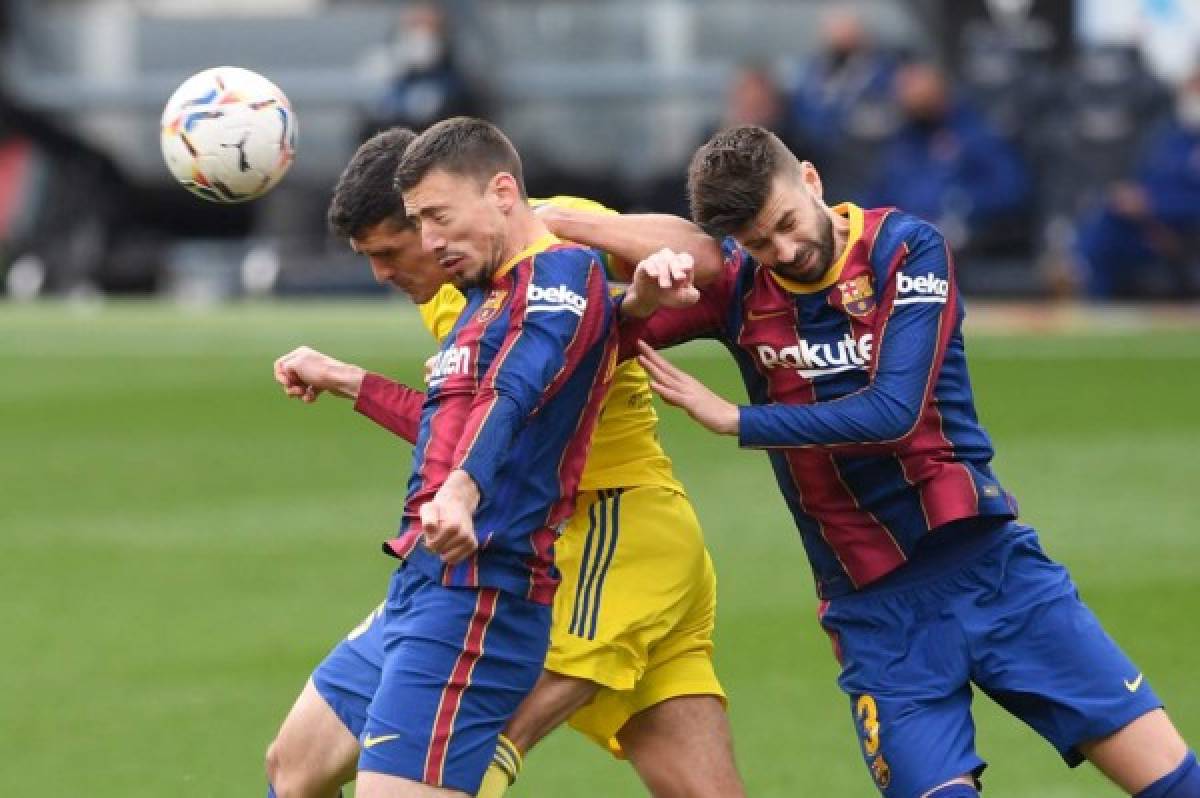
[767,202,864,294]
[495,231,561,280]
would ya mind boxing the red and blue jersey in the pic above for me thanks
[626,204,1018,598]
[355,234,617,604]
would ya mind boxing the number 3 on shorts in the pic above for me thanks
[855,694,881,756]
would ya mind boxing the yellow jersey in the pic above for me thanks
[417,196,682,493]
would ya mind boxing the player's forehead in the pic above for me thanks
[736,176,801,246]
[351,218,419,254]
[401,167,482,216]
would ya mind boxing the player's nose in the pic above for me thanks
[368,257,394,285]
[774,236,797,266]
[421,227,446,254]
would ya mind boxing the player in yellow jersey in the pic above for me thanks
[265,128,744,798]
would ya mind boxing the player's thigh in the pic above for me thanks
[267,678,360,794]
[617,694,743,798]
[820,594,982,798]
[548,487,706,691]
[965,526,1164,768]
[359,570,550,795]
[501,670,601,753]
[356,771,469,798]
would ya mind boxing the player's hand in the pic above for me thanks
[637,341,739,436]
[419,470,481,564]
[622,248,700,319]
[273,346,366,403]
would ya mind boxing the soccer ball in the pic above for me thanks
[160,66,297,203]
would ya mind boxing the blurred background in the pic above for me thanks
[4,0,1200,303]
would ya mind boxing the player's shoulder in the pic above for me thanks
[418,283,467,342]
[530,242,605,272]
[869,208,947,273]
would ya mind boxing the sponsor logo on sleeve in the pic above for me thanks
[428,344,472,386]
[527,283,588,316]
[894,272,949,305]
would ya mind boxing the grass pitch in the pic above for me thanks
[2,301,1198,796]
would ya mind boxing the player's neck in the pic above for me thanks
[498,202,551,266]
[828,207,852,269]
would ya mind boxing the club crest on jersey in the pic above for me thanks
[837,275,875,317]
[475,289,509,324]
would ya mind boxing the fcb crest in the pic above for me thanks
[476,289,509,324]
[837,275,875,317]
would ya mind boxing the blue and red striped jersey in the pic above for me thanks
[359,234,617,605]
[626,204,1018,599]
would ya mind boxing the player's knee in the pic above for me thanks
[264,736,317,798]
[1137,751,1200,798]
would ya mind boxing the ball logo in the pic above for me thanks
[756,333,874,378]
[894,272,949,305]
[527,283,587,316]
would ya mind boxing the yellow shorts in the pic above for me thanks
[546,485,724,757]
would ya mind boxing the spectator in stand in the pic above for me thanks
[864,62,1031,258]
[642,64,809,217]
[1072,68,1200,298]
[358,2,485,138]
[721,65,810,156]
[787,9,898,199]
[789,9,897,144]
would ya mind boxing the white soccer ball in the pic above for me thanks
[160,66,297,203]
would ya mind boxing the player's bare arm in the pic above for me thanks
[539,206,725,286]
[273,346,367,403]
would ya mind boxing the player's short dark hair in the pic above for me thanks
[394,116,527,198]
[687,125,800,238]
[327,127,417,240]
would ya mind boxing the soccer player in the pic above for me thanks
[273,118,617,798]
[570,125,1200,798]
[267,123,744,798]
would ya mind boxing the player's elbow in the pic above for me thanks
[872,394,922,443]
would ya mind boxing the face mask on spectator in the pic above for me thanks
[397,30,444,71]
[1177,93,1200,130]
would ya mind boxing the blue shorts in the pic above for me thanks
[818,520,1162,798]
[312,566,550,793]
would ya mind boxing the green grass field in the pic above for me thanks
[3,301,1198,797]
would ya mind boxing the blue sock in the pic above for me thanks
[925,783,979,798]
[267,787,276,798]
[1137,751,1200,798]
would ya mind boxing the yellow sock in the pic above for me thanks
[477,734,523,798]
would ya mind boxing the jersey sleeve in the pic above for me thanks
[418,284,468,343]
[738,223,956,450]
[616,236,741,360]
[352,372,426,444]
[453,248,613,499]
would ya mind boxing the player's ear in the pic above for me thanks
[799,161,824,202]
[489,172,521,214]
